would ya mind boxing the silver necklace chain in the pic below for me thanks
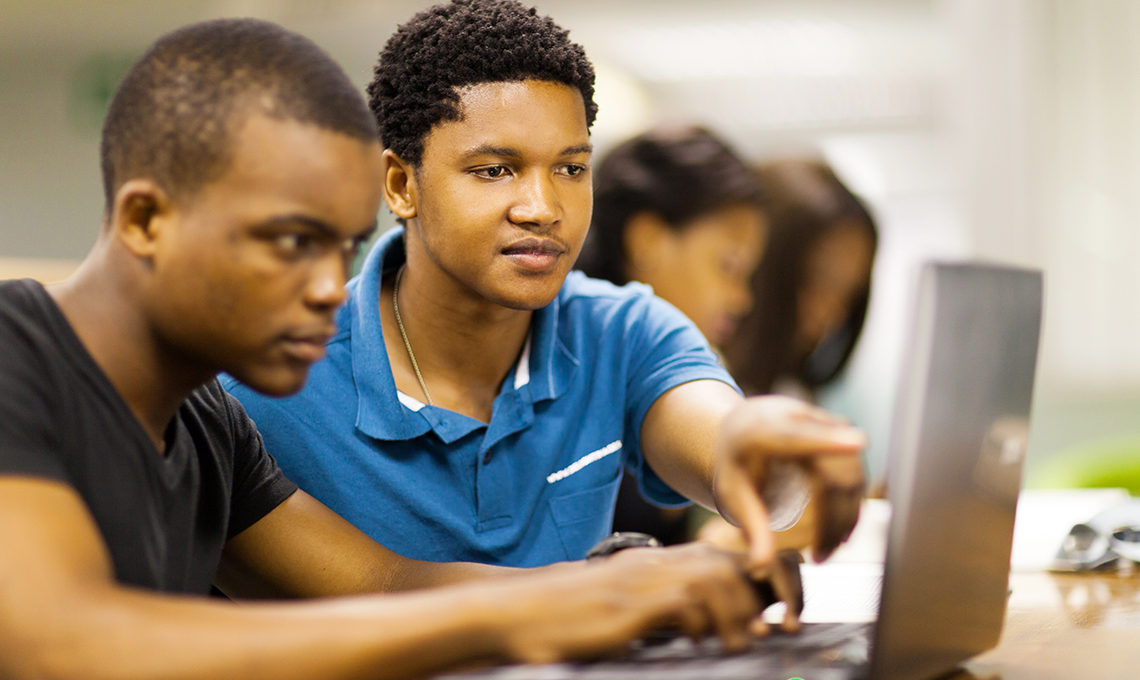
[392,266,433,406]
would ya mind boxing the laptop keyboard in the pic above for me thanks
[625,621,871,665]
[439,622,872,680]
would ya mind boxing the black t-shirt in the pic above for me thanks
[0,279,298,594]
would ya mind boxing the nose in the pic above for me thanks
[728,277,754,317]
[507,171,560,227]
[305,254,349,310]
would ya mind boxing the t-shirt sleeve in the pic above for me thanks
[217,387,298,538]
[620,291,741,507]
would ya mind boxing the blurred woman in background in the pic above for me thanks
[578,124,766,352]
[578,124,767,544]
[697,158,880,549]
[583,146,880,545]
[724,159,877,401]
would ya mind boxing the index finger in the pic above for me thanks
[748,548,804,635]
[715,468,776,576]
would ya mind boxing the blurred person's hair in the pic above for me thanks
[367,0,597,168]
[726,159,878,395]
[101,18,377,213]
[578,124,764,284]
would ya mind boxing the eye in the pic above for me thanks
[559,163,589,178]
[718,254,752,281]
[472,165,511,179]
[341,234,370,259]
[275,233,315,254]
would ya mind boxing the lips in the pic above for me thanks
[502,237,565,256]
[501,237,566,272]
[279,328,335,363]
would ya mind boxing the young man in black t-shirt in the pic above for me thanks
[0,18,766,679]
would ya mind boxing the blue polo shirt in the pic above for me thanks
[223,227,738,567]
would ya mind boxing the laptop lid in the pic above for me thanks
[869,261,1043,680]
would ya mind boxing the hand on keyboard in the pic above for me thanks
[480,542,763,664]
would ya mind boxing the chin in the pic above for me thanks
[500,291,560,312]
[500,277,564,310]
[231,366,311,397]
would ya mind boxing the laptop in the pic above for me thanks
[438,260,1044,680]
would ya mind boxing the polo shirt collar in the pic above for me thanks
[526,278,580,403]
[349,227,579,442]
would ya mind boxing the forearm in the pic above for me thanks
[2,477,764,680]
[0,481,571,680]
[384,555,555,591]
[8,582,503,680]
[640,383,812,528]
[639,380,736,511]
[217,548,531,599]
[216,490,565,599]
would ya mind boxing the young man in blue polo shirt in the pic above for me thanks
[225,0,865,587]
[0,17,779,678]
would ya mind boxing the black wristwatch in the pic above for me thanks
[585,531,804,617]
[585,531,662,560]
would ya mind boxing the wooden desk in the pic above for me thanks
[950,570,1140,680]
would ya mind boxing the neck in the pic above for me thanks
[383,263,532,421]
[48,246,209,452]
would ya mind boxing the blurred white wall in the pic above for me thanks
[1,0,1137,484]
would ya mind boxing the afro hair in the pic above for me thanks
[367,0,597,166]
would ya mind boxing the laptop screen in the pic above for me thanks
[871,261,1043,680]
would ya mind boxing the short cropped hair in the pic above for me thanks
[368,0,597,167]
[578,124,765,285]
[100,18,377,211]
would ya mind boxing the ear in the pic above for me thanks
[623,210,674,274]
[382,149,418,220]
[108,179,172,258]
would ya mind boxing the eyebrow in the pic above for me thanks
[259,214,339,236]
[258,214,377,240]
[460,142,593,161]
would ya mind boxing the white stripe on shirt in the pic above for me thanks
[546,440,623,484]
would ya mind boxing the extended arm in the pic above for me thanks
[639,380,866,572]
[0,477,760,680]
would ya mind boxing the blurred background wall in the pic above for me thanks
[1,0,1137,486]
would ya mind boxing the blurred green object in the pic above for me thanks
[1031,435,1140,496]
[69,51,138,134]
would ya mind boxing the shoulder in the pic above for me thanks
[559,270,652,303]
[186,379,237,414]
[181,379,254,446]
[0,277,41,300]
[558,271,700,337]
[0,279,50,332]
[0,282,80,479]
[0,279,75,382]
[557,271,666,323]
